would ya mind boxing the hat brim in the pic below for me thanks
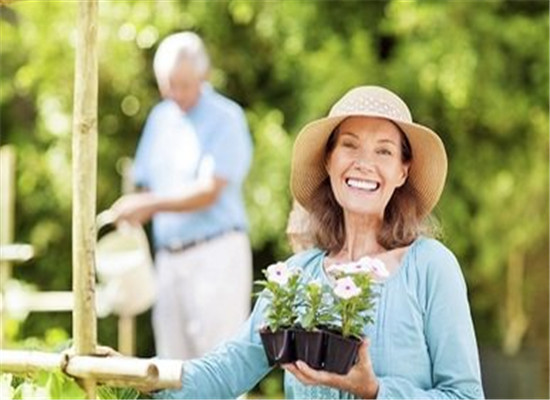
[291,115,448,218]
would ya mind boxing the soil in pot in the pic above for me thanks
[323,330,362,374]
[259,328,296,366]
[294,328,325,370]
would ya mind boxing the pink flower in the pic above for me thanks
[327,256,389,281]
[347,262,371,274]
[367,257,389,279]
[334,277,361,300]
[266,262,291,285]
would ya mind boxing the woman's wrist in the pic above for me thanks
[356,378,379,399]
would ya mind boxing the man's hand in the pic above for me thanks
[282,339,379,399]
[110,193,157,225]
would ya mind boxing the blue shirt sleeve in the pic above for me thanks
[377,241,484,399]
[206,107,252,184]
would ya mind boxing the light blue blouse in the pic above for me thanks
[155,237,484,399]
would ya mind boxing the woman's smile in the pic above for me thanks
[344,177,381,192]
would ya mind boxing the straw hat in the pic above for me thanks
[291,86,447,218]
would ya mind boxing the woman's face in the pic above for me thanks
[326,116,410,219]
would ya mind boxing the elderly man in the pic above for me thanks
[112,32,253,360]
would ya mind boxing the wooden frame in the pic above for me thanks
[0,1,183,396]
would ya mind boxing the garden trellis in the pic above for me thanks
[0,148,141,356]
[0,1,182,398]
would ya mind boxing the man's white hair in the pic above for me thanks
[153,32,210,97]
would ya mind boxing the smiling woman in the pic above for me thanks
[153,86,484,400]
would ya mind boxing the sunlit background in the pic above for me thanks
[0,1,548,398]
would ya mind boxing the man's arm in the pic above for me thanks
[111,177,227,225]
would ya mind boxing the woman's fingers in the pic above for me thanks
[282,363,317,386]
[356,338,370,366]
[284,360,348,388]
[295,360,335,385]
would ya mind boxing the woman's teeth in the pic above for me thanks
[345,178,380,191]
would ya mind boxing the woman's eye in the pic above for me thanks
[341,140,357,149]
[376,148,392,156]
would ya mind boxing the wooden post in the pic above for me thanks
[118,316,135,356]
[118,157,136,356]
[0,146,15,347]
[72,0,98,397]
[503,250,528,355]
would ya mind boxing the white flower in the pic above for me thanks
[334,277,361,300]
[327,262,355,275]
[328,256,389,279]
[266,262,291,285]
[325,263,342,275]
[366,257,389,278]
[344,261,371,274]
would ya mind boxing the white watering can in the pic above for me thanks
[95,211,156,317]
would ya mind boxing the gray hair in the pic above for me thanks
[153,31,210,97]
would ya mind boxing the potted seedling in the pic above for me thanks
[255,262,300,366]
[294,280,333,369]
[323,257,388,374]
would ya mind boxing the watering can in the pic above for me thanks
[95,210,156,317]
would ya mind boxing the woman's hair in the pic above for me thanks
[309,122,439,253]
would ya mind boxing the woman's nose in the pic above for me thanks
[353,157,375,172]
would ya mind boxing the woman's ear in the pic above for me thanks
[396,163,410,188]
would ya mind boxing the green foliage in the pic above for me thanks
[254,263,300,332]
[5,326,71,353]
[2,371,146,400]
[298,281,332,331]
[5,370,86,399]
[97,385,142,400]
[331,274,376,339]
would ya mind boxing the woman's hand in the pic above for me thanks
[110,193,157,225]
[282,340,379,399]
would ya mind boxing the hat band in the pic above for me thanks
[331,96,411,122]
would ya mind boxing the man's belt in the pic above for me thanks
[160,227,244,253]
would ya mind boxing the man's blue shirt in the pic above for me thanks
[133,84,253,248]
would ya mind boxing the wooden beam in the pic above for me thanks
[1,145,16,348]
[72,0,99,396]
[117,161,137,356]
[0,146,16,287]
[118,316,135,356]
[0,291,73,314]
[0,244,34,263]
[72,0,98,355]
[0,350,183,391]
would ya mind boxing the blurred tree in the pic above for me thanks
[0,0,548,397]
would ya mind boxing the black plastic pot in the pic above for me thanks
[294,328,325,370]
[259,328,295,366]
[323,330,362,374]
